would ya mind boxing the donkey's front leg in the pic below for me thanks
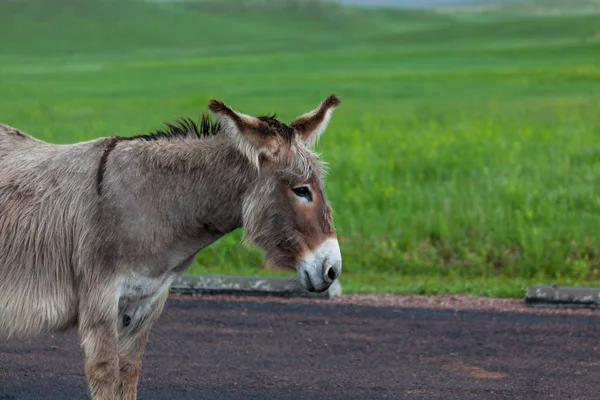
[117,291,169,400]
[79,290,120,400]
[116,329,149,400]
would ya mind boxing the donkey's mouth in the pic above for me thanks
[304,270,316,292]
[303,270,330,293]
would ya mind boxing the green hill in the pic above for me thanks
[0,0,401,56]
[1,0,598,58]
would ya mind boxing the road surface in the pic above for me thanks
[1,295,599,399]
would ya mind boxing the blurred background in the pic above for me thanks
[1,0,599,297]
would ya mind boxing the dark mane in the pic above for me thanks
[96,114,221,196]
[130,114,222,142]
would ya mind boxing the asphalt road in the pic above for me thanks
[1,296,599,399]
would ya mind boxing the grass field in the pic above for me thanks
[1,0,600,297]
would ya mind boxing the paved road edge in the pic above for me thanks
[526,285,600,308]
[170,274,342,299]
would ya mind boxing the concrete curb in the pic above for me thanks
[526,285,600,308]
[170,274,342,299]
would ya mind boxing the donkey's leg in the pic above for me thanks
[116,329,149,400]
[117,291,169,400]
[78,288,120,400]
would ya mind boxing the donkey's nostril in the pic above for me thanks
[327,267,337,281]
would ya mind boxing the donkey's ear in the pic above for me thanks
[208,100,281,169]
[290,94,340,147]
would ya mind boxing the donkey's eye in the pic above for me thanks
[292,186,312,202]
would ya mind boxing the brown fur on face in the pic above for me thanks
[241,150,336,270]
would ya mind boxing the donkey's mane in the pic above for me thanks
[96,112,293,195]
[133,114,222,142]
[134,113,289,142]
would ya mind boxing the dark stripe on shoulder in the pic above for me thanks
[96,136,123,196]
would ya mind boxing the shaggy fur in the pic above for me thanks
[0,94,341,400]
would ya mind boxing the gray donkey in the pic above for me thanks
[0,94,343,399]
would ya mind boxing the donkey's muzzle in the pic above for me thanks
[297,238,342,293]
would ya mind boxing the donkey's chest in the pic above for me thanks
[117,273,175,332]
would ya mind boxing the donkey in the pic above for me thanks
[0,94,342,399]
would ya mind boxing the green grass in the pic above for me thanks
[2,0,600,298]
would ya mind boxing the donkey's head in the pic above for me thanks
[208,95,342,293]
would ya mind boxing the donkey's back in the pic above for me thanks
[0,122,42,156]
[0,123,106,338]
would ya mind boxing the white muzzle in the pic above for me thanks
[297,238,342,293]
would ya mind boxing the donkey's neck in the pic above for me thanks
[105,135,257,266]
